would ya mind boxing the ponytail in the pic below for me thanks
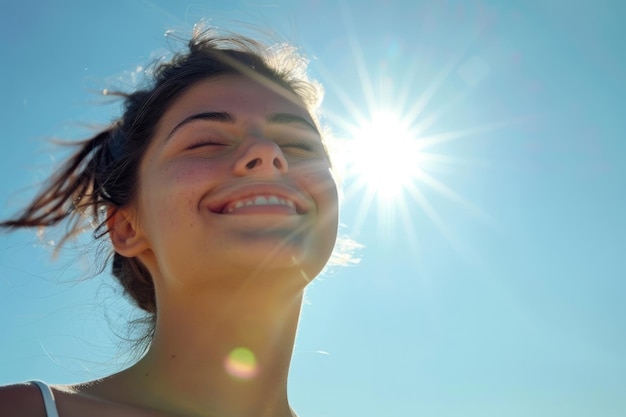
[0,123,157,317]
[1,127,114,238]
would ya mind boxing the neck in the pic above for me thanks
[114,273,304,417]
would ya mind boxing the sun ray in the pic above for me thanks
[409,89,472,137]
[416,152,489,170]
[410,169,493,225]
[402,181,474,261]
[339,3,377,114]
[348,182,379,239]
[403,52,467,130]
[397,24,486,137]
[416,117,528,149]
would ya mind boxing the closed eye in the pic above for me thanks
[279,140,329,161]
[186,140,227,150]
[281,141,316,152]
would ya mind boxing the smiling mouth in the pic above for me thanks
[219,194,299,214]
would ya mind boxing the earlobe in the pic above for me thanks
[107,207,149,257]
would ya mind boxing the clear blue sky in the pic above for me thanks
[1,1,625,416]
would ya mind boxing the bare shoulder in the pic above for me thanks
[0,382,47,417]
[0,379,174,417]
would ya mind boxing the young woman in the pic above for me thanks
[0,28,339,417]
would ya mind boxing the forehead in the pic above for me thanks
[155,75,313,135]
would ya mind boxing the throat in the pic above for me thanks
[118,289,304,417]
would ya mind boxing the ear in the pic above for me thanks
[107,207,149,257]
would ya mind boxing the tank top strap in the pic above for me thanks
[29,380,60,417]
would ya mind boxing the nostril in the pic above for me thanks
[273,158,284,170]
[246,158,261,169]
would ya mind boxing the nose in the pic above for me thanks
[233,138,289,177]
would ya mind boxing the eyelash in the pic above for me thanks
[186,140,226,150]
[184,139,320,155]
[281,141,316,152]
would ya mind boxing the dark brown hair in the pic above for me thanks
[0,27,323,349]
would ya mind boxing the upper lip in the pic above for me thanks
[205,182,311,214]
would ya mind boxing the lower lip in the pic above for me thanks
[221,205,299,215]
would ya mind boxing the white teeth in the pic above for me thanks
[224,194,297,213]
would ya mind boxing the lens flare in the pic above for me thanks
[224,347,258,379]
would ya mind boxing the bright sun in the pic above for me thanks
[332,108,434,241]
[323,15,507,243]
[341,110,425,200]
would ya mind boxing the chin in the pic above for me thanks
[223,238,331,282]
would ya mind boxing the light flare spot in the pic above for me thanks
[224,347,258,380]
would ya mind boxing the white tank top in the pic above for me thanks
[30,380,60,417]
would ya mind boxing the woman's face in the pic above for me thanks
[131,75,338,290]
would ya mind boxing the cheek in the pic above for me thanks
[159,158,220,194]
[301,165,339,206]
[140,161,214,229]
[298,164,339,237]
[165,158,212,185]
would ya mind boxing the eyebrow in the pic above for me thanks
[167,111,319,139]
[266,113,319,133]
[167,112,234,139]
